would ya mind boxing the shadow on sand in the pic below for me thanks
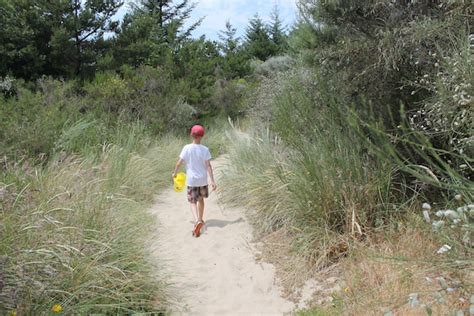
[204,218,244,228]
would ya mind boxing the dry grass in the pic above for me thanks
[253,219,472,315]
[340,225,472,315]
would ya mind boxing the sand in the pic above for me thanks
[149,157,295,315]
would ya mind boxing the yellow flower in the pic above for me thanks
[9,310,16,316]
[344,287,350,293]
[52,304,62,312]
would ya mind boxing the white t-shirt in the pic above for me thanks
[179,144,212,187]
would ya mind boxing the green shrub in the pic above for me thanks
[210,79,248,119]
[294,0,471,124]
[291,0,473,203]
[0,84,68,158]
[410,33,474,159]
[254,55,295,77]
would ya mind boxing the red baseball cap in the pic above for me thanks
[190,125,205,137]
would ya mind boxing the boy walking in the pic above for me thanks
[172,125,216,237]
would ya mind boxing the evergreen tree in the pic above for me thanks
[218,21,251,78]
[139,0,202,43]
[113,0,203,67]
[67,0,123,77]
[244,14,275,61]
[173,37,221,104]
[0,0,122,79]
[269,5,288,54]
[0,0,42,79]
[218,21,239,55]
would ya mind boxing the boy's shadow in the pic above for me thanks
[204,218,244,228]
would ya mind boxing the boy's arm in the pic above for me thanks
[206,160,216,191]
[172,158,184,178]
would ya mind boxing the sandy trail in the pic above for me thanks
[149,157,295,315]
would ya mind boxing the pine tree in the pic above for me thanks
[218,21,239,55]
[244,14,275,61]
[269,5,288,54]
[67,0,123,76]
[137,0,203,44]
[114,0,203,67]
[218,20,251,78]
[0,0,123,79]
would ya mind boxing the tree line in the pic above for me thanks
[0,0,289,83]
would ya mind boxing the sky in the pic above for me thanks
[115,0,299,41]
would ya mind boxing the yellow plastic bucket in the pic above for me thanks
[173,172,186,192]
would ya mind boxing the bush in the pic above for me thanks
[294,0,472,124]
[254,55,295,77]
[410,33,474,159]
[0,83,68,158]
[290,0,473,204]
[210,79,248,119]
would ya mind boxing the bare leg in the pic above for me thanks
[190,202,198,223]
[197,197,205,222]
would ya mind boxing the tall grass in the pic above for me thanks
[0,125,185,314]
[220,70,394,267]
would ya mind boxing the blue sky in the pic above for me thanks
[115,0,298,41]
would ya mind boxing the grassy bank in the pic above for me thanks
[221,126,472,315]
[1,126,186,313]
[219,54,473,313]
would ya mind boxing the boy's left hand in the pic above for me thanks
[210,181,217,191]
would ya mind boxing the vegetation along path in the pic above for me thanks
[149,157,295,314]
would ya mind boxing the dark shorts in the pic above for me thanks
[187,185,209,203]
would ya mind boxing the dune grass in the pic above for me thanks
[218,62,473,314]
[220,74,394,267]
[0,125,186,314]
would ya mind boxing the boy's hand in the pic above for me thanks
[171,172,177,179]
[210,181,217,191]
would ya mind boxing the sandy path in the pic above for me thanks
[149,157,295,315]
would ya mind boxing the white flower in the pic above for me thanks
[444,210,459,220]
[457,206,467,214]
[423,210,431,223]
[454,194,462,201]
[435,210,445,217]
[422,203,431,210]
[437,244,452,254]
